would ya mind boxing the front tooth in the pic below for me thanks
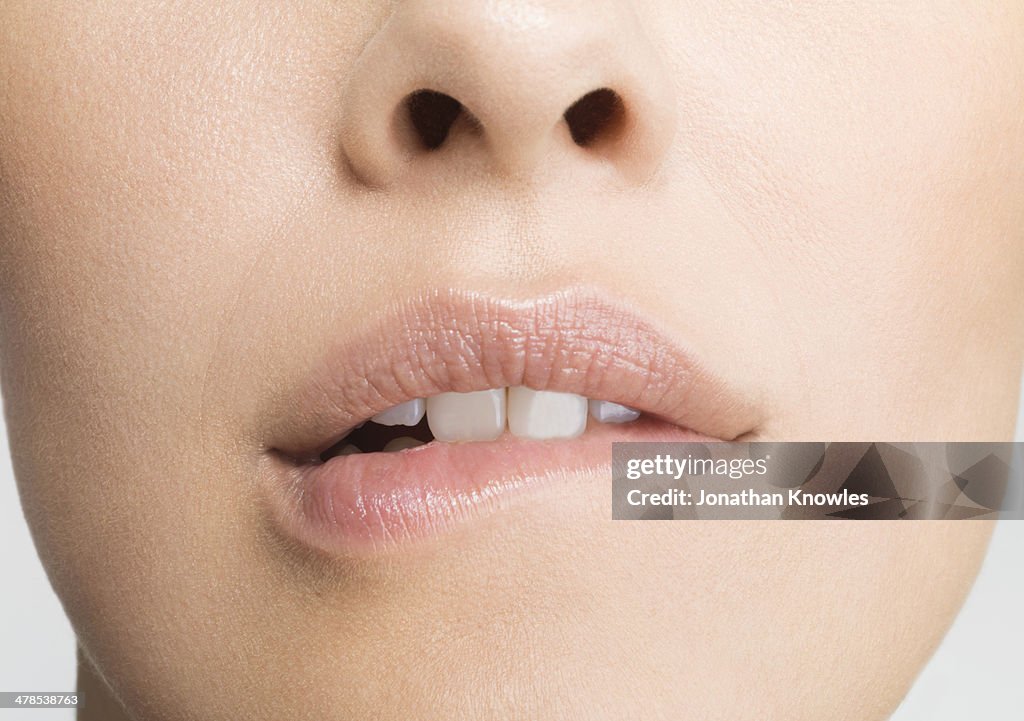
[426,390,506,442]
[507,387,587,440]
[588,400,641,424]
[371,399,425,426]
[338,444,362,455]
[382,437,425,452]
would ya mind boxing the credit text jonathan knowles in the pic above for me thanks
[623,453,870,508]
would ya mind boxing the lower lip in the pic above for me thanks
[266,418,715,556]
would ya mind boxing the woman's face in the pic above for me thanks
[1,2,1022,719]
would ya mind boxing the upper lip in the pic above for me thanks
[265,287,762,460]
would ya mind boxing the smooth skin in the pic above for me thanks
[1,2,1022,720]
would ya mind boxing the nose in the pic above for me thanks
[339,0,678,186]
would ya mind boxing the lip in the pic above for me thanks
[262,288,761,555]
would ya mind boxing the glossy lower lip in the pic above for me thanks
[262,288,761,556]
[267,418,716,555]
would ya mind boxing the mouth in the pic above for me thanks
[262,288,761,555]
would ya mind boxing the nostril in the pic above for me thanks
[404,87,627,153]
[563,88,625,148]
[404,90,465,150]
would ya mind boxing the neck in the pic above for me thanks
[76,647,132,721]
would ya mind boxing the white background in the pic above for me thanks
[2,383,1023,720]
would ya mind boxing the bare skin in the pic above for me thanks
[1,2,1021,720]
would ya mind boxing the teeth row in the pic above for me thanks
[362,389,639,447]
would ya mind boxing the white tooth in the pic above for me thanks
[382,436,425,452]
[426,390,506,442]
[588,400,641,424]
[371,399,425,427]
[338,444,362,455]
[507,387,587,440]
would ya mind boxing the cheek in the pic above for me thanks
[664,3,1024,436]
[0,2,346,492]
[0,6,340,703]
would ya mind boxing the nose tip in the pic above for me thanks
[339,1,678,186]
